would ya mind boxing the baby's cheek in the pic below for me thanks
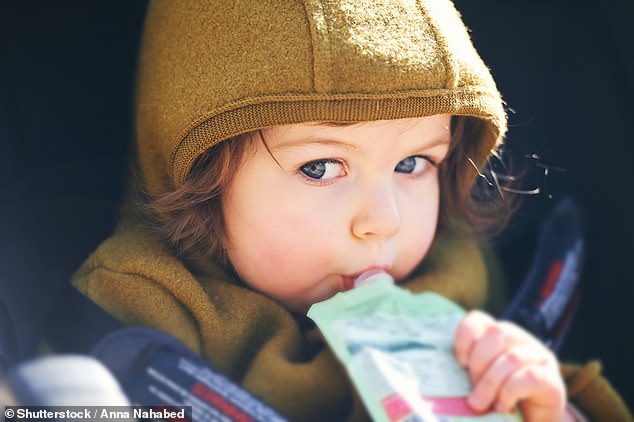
[394,214,438,279]
[259,214,331,271]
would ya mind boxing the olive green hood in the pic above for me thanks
[136,0,506,194]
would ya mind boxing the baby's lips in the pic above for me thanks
[353,269,394,288]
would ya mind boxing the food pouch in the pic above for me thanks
[307,273,522,422]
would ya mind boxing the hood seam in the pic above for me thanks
[416,1,458,89]
[300,0,319,93]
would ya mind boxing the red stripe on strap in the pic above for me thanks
[540,260,563,301]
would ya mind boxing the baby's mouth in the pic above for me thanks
[342,276,355,291]
[342,267,392,291]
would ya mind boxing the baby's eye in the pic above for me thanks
[299,159,344,180]
[395,155,429,174]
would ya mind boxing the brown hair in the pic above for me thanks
[439,116,513,233]
[147,116,511,263]
[147,133,256,263]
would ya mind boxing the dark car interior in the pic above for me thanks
[1,0,632,410]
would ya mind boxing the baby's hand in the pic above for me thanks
[454,310,567,422]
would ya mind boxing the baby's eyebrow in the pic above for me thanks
[272,137,359,152]
[421,137,451,149]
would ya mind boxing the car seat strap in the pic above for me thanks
[501,197,585,352]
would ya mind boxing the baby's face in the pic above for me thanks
[222,115,451,313]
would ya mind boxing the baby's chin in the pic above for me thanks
[282,280,344,315]
[284,296,331,316]
[282,300,316,316]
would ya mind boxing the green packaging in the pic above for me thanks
[307,276,522,422]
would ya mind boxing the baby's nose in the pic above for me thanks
[350,184,400,240]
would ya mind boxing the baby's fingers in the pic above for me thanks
[467,342,548,413]
[454,311,530,380]
[495,363,566,421]
[454,310,495,367]
[465,321,532,382]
